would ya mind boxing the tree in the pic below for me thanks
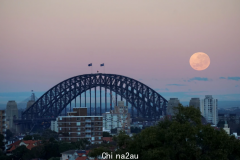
[0,134,4,149]
[23,135,32,140]
[5,129,13,140]
[30,145,46,159]
[103,132,112,137]
[88,146,112,159]
[73,138,91,150]
[42,129,58,140]
[12,145,31,160]
[44,139,61,159]
[58,142,75,154]
[32,134,42,140]
[49,157,60,160]
[89,104,240,160]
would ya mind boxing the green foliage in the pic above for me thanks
[44,139,61,159]
[32,134,42,140]
[90,104,240,160]
[58,142,76,153]
[31,145,46,159]
[88,146,111,158]
[23,135,33,140]
[12,145,31,160]
[49,157,60,160]
[103,132,112,137]
[42,129,58,140]
[0,134,4,148]
[72,138,91,150]
[5,129,13,140]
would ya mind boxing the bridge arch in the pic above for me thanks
[22,73,168,121]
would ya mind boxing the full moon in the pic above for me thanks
[189,52,210,71]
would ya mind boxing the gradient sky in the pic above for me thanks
[0,0,240,104]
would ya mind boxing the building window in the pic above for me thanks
[99,137,101,140]
[92,137,95,140]
[77,127,80,131]
[77,132,80,136]
[69,122,71,125]
[92,117,95,120]
[60,127,61,130]
[69,138,71,140]
[77,122,81,126]
[77,117,80,120]
[59,117,62,120]
[98,117,101,120]
[69,128,70,130]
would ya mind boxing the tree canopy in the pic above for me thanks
[90,104,240,160]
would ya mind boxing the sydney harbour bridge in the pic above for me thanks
[14,73,168,131]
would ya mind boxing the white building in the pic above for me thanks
[50,118,58,132]
[200,95,218,125]
[102,101,131,134]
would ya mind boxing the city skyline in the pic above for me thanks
[0,0,240,103]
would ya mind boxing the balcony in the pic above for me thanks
[85,130,91,132]
[85,119,91,122]
[85,124,91,127]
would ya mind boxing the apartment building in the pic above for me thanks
[0,110,7,142]
[102,101,131,134]
[58,107,103,144]
[200,95,218,125]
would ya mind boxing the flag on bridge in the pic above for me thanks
[100,63,104,66]
[88,63,92,66]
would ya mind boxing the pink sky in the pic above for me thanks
[0,0,240,102]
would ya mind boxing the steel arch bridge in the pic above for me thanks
[21,73,168,122]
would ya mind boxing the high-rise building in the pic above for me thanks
[0,110,7,142]
[167,98,180,116]
[26,100,35,109]
[6,101,18,133]
[51,118,58,133]
[58,107,103,144]
[200,95,218,125]
[189,98,200,109]
[102,101,131,134]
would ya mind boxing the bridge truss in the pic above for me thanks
[19,73,168,125]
